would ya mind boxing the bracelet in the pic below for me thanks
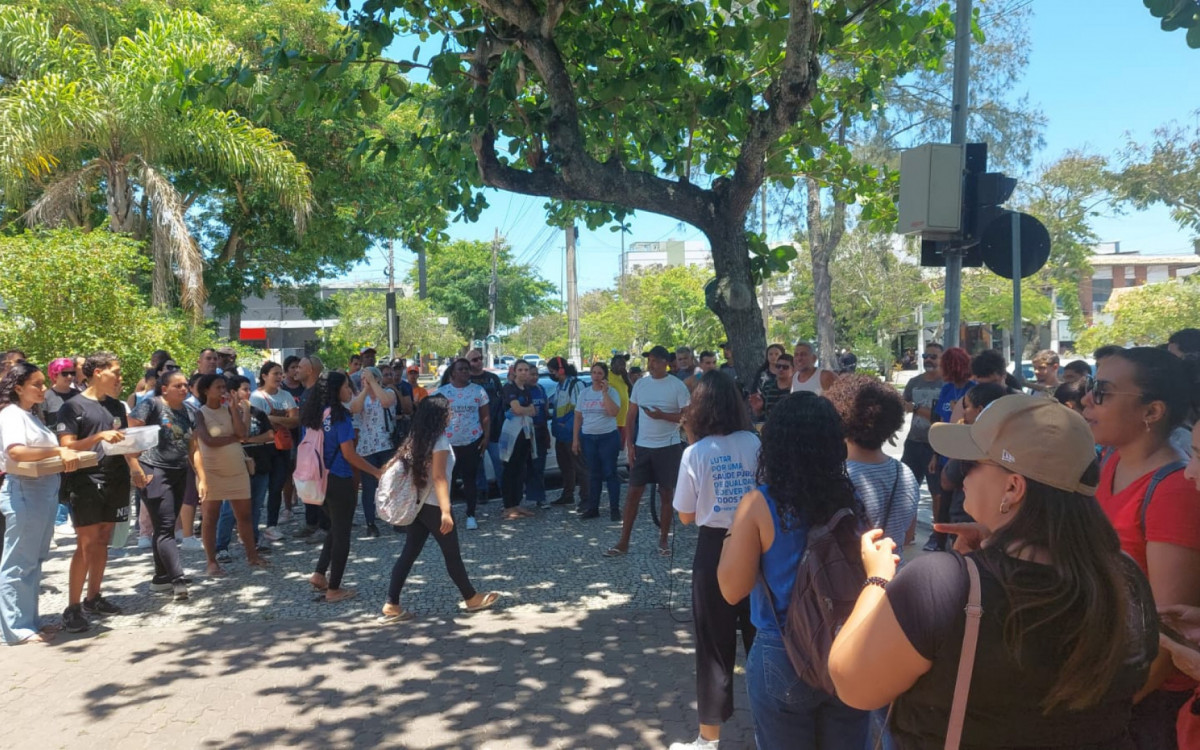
[863,576,890,591]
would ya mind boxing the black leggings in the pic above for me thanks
[693,525,755,724]
[451,444,482,517]
[315,474,356,589]
[501,434,531,509]
[387,503,476,606]
[141,464,186,584]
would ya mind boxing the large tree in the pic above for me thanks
[320,289,466,369]
[1117,117,1200,240]
[274,0,955,386]
[0,7,313,316]
[408,238,556,341]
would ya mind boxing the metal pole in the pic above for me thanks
[489,229,499,365]
[386,239,396,362]
[417,240,427,300]
[1011,213,1023,387]
[943,0,972,349]
[566,224,581,368]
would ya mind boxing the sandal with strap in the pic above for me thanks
[378,606,415,624]
[466,591,500,612]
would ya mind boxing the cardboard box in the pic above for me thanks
[8,450,99,477]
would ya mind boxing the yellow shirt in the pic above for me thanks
[611,376,630,427]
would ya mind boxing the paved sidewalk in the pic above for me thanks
[6,421,932,749]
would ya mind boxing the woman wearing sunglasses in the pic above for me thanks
[828,395,1158,749]
[1083,347,1200,749]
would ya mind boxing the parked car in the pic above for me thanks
[521,353,543,368]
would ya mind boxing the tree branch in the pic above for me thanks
[726,0,820,215]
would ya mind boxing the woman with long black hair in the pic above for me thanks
[669,370,760,750]
[717,392,869,749]
[378,395,499,622]
[301,371,382,602]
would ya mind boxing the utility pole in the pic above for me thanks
[760,188,771,335]
[386,238,397,362]
[618,225,626,298]
[566,224,581,368]
[417,239,427,300]
[488,228,499,365]
[943,0,972,349]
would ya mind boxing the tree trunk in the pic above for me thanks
[806,177,846,370]
[105,161,138,234]
[227,307,242,342]
[151,237,172,309]
[704,220,765,391]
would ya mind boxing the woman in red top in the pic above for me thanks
[1084,346,1200,750]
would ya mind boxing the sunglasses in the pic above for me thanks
[921,354,938,359]
[59,371,76,377]
[775,363,792,370]
[1088,382,1143,406]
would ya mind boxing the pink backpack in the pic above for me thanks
[293,408,330,505]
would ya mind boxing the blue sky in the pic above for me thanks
[341,0,1200,294]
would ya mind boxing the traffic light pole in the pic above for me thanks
[1011,211,1024,386]
[943,0,972,349]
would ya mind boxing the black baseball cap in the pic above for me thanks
[642,345,670,360]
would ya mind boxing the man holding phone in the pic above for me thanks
[604,345,690,558]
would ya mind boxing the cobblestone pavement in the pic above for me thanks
[5,424,931,749]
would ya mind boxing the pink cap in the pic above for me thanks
[48,357,74,379]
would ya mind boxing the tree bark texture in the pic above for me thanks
[705,222,766,390]
[105,160,138,235]
[806,177,845,370]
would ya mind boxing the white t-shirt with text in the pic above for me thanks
[576,385,621,435]
[630,374,691,448]
[673,430,761,529]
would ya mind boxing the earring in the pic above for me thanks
[1144,418,1152,432]
[999,498,1010,515]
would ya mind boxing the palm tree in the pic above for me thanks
[0,8,312,317]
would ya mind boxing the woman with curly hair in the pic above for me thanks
[717,392,868,749]
[378,395,500,623]
[924,346,973,552]
[669,370,760,750]
[825,374,920,559]
[0,362,83,644]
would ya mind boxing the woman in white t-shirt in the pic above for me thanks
[0,362,84,644]
[669,370,761,750]
[378,395,500,623]
[573,363,622,520]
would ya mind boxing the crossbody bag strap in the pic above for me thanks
[945,555,983,750]
[881,461,902,531]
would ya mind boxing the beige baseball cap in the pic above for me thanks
[928,394,1098,496]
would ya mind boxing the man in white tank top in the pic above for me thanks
[791,341,837,395]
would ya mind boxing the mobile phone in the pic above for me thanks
[1161,621,1200,654]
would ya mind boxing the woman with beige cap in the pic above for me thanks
[828,394,1158,749]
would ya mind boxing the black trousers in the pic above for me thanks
[451,444,482,517]
[554,439,589,504]
[315,474,356,589]
[387,502,476,605]
[141,465,186,583]
[501,434,531,509]
[693,525,755,724]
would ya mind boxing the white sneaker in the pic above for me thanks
[668,738,719,750]
[279,508,293,524]
[180,536,204,551]
[262,526,283,542]
[465,516,478,530]
[137,535,152,549]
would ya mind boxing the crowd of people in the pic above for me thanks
[2,329,1200,750]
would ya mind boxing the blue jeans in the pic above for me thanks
[746,631,869,750]
[581,430,621,514]
[55,503,70,525]
[216,473,268,551]
[358,449,392,526]
[475,441,503,494]
[0,474,60,643]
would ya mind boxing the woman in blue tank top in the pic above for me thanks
[717,392,869,750]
